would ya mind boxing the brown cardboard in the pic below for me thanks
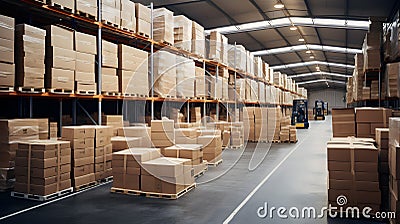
[74,31,96,55]
[111,136,142,151]
[113,166,140,175]
[0,14,14,41]
[75,52,95,73]
[73,156,94,167]
[14,179,71,195]
[355,108,392,123]
[0,62,14,86]
[151,120,174,132]
[113,173,140,190]
[15,164,70,178]
[46,47,76,70]
[329,171,352,180]
[73,173,95,187]
[140,174,162,193]
[73,147,94,159]
[355,172,379,182]
[328,179,352,190]
[94,154,112,164]
[354,162,377,172]
[45,25,74,50]
[141,157,187,178]
[72,164,94,178]
[328,161,351,171]
[94,168,112,180]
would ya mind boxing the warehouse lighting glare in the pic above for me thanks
[288,72,352,79]
[298,38,305,42]
[252,44,362,56]
[290,26,298,31]
[297,79,346,85]
[306,50,312,54]
[316,66,320,70]
[274,2,285,9]
[271,61,355,70]
[310,56,315,59]
[205,17,370,35]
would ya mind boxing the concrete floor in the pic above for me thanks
[0,116,384,224]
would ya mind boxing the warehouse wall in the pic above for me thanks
[307,89,346,111]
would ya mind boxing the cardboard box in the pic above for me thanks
[164,144,203,160]
[73,173,95,187]
[45,68,75,90]
[135,3,151,22]
[45,45,77,71]
[14,179,71,196]
[0,63,15,87]
[74,31,96,54]
[111,136,142,151]
[45,25,74,50]
[141,157,191,178]
[0,37,14,64]
[355,108,392,124]
[0,14,14,41]
[151,119,174,132]
[62,126,95,139]
[113,173,140,190]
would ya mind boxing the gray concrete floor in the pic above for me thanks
[0,116,385,224]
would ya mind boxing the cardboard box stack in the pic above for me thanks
[153,8,174,45]
[197,134,222,164]
[49,122,58,139]
[117,44,149,96]
[112,148,161,191]
[332,108,356,137]
[15,24,46,89]
[14,140,72,196]
[221,35,228,65]
[45,25,75,91]
[48,0,74,12]
[153,51,176,97]
[376,128,390,211]
[117,126,152,147]
[174,128,197,144]
[389,118,400,223]
[362,87,371,100]
[37,118,49,140]
[151,119,175,151]
[352,54,364,101]
[102,115,124,136]
[164,144,205,176]
[0,14,14,88]
[190,107,202,123]
[101,0,120,26]
[228,45,246,73]
[356,108,391,138]
[386,62,400,98]
[363,21,382,72]
[327,137,381,212]
[370,80,379,100]
[111,136,142,152]
[272,108,282,141]
[76,0,97,19]
[135,3,151,37]
[254,108,268,142]
[176,56,195,98]
[173,15,192,52]
[61,126,95,189]
[289,126,297,142]
[0,119,40,190]
[120,0,135,32]
[142,157,194,194]
[210,76,223,100]
[195,66,209,98]
[279,116,291,142]
[74,32,97,93]
[243,107,255,141]
[208,31,222,62]
[102,40,119,93]
[191,21,205,57]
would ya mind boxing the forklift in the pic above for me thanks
[291,99,309,129]
[313,100,326,120]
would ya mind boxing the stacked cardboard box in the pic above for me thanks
[153,51,176,97]
[191,21,205,57]
[176,56,195,98]
[102,115,124,136]
[49,122,58,139]
[210,76,223,99]
[14,140,72,196]
[45,25,75,91]
[117,126,152,147]
[228,45,246,73]
[197,135,222,163]
[363,21,382,72]
[376,128,390,211]
[76,0,97,19]
[15,24,46,88]
[117,44,149,96]
[221,35,228,65]
[75,32,96,93]
[101,0,120,26]
[346,77,354,104]
[0,119,40,190]
[142,157,194,194]
[102,40,119,93]
[356,108,391,138]
[254,108,268,142]
[258,83,266,103]
[190,107,202,123]
[153,8,174,45]
[164,144,205,176]
[112,148,161,191]
[279,116,290,142]
[208,31,222,62]
[111,136,142,152]
[222,130,230,147]
[174,128,197,144]
[48,0,74,12]
[135,3,151,37]
[120,0,135,32]
[272,108,282,141]
[289,126,297,142]
[151,119,175,150]
[386,62,400,98]
[246,51,254,75]
[173,15,192,52]
[389,118,400,223]
[61,126,95,189]
[327,137,380,212]
[370,80,379,100]
[243,107,255,141]
[194,66,207,98]
[0,15,14,88]
[37,119,49,140]
[332,108,356,137]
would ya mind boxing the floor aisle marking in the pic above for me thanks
[0,181,112,221]
[222,134,310,224]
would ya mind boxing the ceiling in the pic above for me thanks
[135,0,399,90]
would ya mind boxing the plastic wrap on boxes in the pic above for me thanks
[209,76,223,99]
[176,56,195,98]
[153,8,174,45]
[174,15,192,52]
[222,77,228,100]
[48,0,75,12]
[258,82,265,103]
[233,79,246,101]
[191,21,205,57]
[207,31,222,62]
[228,44,246,72]
[221,35,228,65]
[118,44,148,72]
[135,3,151,36]
[250,80,258,102]
[152,51,176,97]
[101,2,120,25]
[76,0,97,18]
[246,51,254,75]
[254,57,263,78]
[102,40,118,68]
[194,66,207,97]
[120,0,136,32]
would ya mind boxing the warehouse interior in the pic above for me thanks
[0,0,400,223]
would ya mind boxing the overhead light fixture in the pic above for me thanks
[306,50,311,54]
[290,26,297,31]
[310,55,315,59]
[274,2,285,9]
[298,38,305,42]
[316,66,320,70]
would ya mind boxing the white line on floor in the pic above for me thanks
[0,181,112,221]
[222,136,309,224]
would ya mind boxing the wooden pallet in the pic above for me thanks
[176,96,191,100]
[122,93,148,98]
[207,159,223,167]
[74,181,97,192]
[271,140,280,143]
[289,140,298,143]
[193,96,207,100]
[111,183,196,199]
[154,94,175,98]
[137,32,150,38]
[49,89,74,94]
[96,176,113,184]
[17,87,45,93]
[194,168,207,179]
[76,10,96,20]
[102,91,121,96]
[102,20,120,29]
[34,0,46,4]
[49,2,74,13]
[0,86,14,92]
[121,27,135,33]
[11,187,73,201]
[76,90,96,95]
[228,144,243,149]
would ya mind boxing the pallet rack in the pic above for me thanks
[0,0,306,133]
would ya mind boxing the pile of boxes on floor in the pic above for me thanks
[243,107,297,143]
[330,107,400,222]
